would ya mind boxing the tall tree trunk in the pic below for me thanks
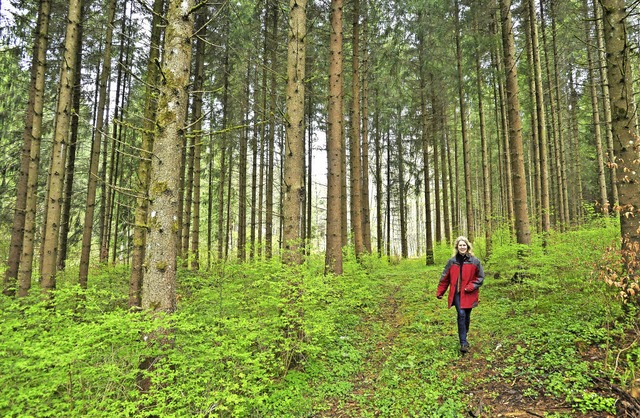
[6,0,50,296]
[476,44,493,258]
[500,0,531,245]
[584,0,609,216]
[143,0,194,312]
[325,0,344,275]
[385,128,391,258]
[549,0,570,228]
[528,0,550,234]
[101,8,128,264]
[349,0,364,258]
[418,28,433,265]
[190,10,205,269]
[305,86,313,255]
[237,60,249,262]
[111,15,133,266]
[283,0,307,265]
[430,75,442,244]
[440,107,451,243]
[130,0,163,307]
[593,0,618,211]
[207,112,214,269]
[281,0,307,370]
[255,4,269,260]
[525,11,541,234]
[374,90,383,256]
[361,0,372,254]
[454,0,474,241]
[568,65,585,222]
[40,0,83,290]
[265,0,278,260]
[79,0,116,289]
[539,0,564,229]
[217,3,230,261]
[58,16,84,271]
[601,0,640,258]
[396,110,408,259]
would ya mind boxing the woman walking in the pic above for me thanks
[436,236,485,353]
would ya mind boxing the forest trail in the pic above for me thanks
[320,261,630,417]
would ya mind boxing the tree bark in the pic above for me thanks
[499,0,531,245]
[584,0,609,216]
[325,0,344,275]
[130,0,163,308]
[283,0,307,265]
[528,0,550,234]
[6,0,50,296]
[79,0,116,288]
[601,0,640,256]
[58,15,84,271]
[40,0,83,291]
[361,1,372,254]
[189,10,205,268]
[143,0,194,313]
[349,0,364,259]
[454,0,474,242]
[593,0,618,211]
[265,0,278,260]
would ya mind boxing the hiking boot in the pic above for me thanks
[460,342,470,353]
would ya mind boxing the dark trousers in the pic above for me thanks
[452,292,472,345]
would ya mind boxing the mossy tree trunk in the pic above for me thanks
[142,0,194,313]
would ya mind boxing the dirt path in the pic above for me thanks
[323,284,404,417]
[320,273,632,417]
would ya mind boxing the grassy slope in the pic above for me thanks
[1,223,639,417]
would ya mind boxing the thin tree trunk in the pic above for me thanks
[385,128,391,258]
[349,0,364,258]
[374,90,383,256]
[130,0,163,307]
[237,60,249,262]
[418,28,433,265]
[78,0,114,284]
[476,43,493,258]
[568,65,585,222]
[190,10,205,269]
[441,108,451,243]
[325,0,344,275]
[396,110,408,259]
[528,0,550,234]
[282,0,307,265]
[100,9,128,264]
[217,3,230,261]
[40,0,83,290]
[361,0,372,253]
[7,0,50,296]
[593,0,618,211]
[549,0,570,227]
[454,0,474,241]
[429,73,448,243]
[500,0,531,245]
[265,0,278,260]
[525,12,541,234]
[584,0,609,215]
[58,20,84,271]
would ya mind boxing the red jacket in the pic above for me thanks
[436,254,485,309]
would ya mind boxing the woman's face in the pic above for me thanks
[457,241,468,254]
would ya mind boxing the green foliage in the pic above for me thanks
[1,224,639,416]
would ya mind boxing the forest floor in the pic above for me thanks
[321,258,640,418]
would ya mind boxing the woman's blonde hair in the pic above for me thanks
[452,236,474,256]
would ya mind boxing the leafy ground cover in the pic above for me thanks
[2,222,640,416]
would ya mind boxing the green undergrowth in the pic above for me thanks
[0,221,636,416]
